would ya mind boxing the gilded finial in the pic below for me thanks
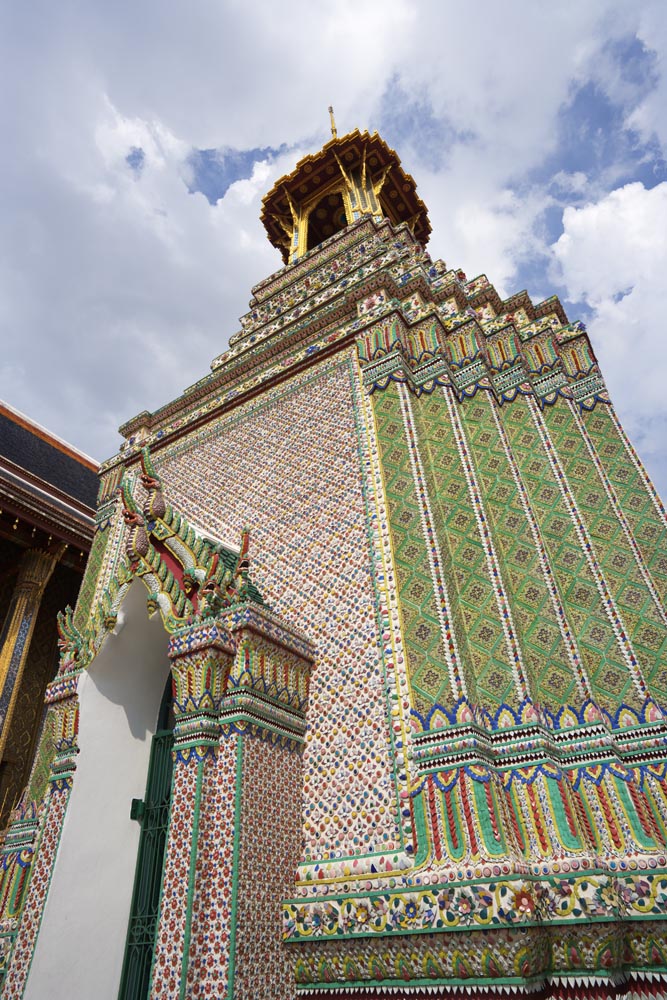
[328,105,338,139]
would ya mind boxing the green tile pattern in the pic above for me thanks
[543,402,667,704]
[502,397,640,712]
[583,406,667,610]
[72,527,108,630]
[372,385,457,716]
[410,391,516,710]
[458,395,577,711]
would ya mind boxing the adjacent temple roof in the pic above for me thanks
[0,400,99,549]
[261,127,431,263]
[0,402,98,509]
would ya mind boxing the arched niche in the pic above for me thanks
[24,581,171,1000]
[306,189,348,252]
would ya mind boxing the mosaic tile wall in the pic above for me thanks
[154,353,402,863]
[365,379,667,722]
[150,754,200,999]
[502,396,651,715]
[71,524,108,631]
[454,391,578,710]
[290,919,667,992]
[542,402,667,701]
[150,742,237,1000]
[152,734,305,1000]
[371,384,479,715]
[589,406,667,607]
[233,736,302,1000]
[292,923,548,987]
[378,384,667,720]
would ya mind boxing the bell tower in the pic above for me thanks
[260,115,431,263]
[5,113,667,1000]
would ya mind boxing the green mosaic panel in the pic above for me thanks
[72,526,108,630]
[459,396,577,710]
[583,406,667,609]
[503,398,640,712]
[411,392,515,709]
[543,402,667,704]
[403,397,481,707]
[372,386,456,715]
[26,710,55,804]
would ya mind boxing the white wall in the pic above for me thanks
[25,582,171,1000]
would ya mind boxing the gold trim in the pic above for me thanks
[328,105,338,139]
[0,546,65,761]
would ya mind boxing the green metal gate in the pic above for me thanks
[118,680,174,1000]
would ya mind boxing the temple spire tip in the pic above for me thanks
[328,105,337,139]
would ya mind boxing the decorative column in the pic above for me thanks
[149,603,314,1000]
[148,619,234,1000]
[0,546,65,792]
[0,676,79,1000]
[0,800,41,990]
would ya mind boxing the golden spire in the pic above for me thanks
[261,129,431,263]
[328,105,338,139]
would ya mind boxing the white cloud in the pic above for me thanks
[629,1,667,147]
[552,181,667,494]
[554,182,667,301]
[551,171,589,195]
[420,178,552,297]
[366,3,644,302]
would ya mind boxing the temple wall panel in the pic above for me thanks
[150,746,203,1000]
[542,401,667,704]
[232,735,303,1000]
[291,925,551,987]
[150,733,239,1000]
[414,386,532,711]
[582,405,667,608]
[149,733,305,1000]
[370,382,475,716]
[502,396,642,716]
[153,352,402,865]
[1,785,70,1000]
[456,391,577,713]
[401,386,515,712]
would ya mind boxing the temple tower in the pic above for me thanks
[2,124,667,999]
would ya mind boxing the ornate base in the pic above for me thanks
[290,920,667,997]
[297,977,667,999]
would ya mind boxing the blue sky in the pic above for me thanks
[186,144,289,203]
[1,1,667,497]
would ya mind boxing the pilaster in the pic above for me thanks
[0,677,79,1000]
[149,621,235,1000]
[149,605,314,1000]
[0,802,41,989]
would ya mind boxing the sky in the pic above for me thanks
[1,1,667,496]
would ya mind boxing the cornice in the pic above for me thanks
[0,460,95,548]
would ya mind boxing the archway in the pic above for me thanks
[24,582,171,1000]
[306,190,347,251]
